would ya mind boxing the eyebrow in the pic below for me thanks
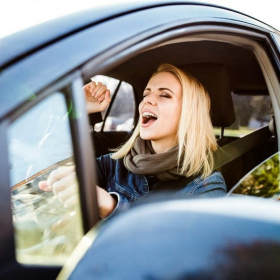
[144,87,175,95]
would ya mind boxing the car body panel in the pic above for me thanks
[1,1,277,69]
[59,196,280,279]
[1,4,278,120]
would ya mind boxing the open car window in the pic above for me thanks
[8,92,84,266]
[228,151,280,199]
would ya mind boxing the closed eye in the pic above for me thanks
[160,94,171,98]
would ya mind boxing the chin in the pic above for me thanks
[139,132,154,141]
[139,135,153,140]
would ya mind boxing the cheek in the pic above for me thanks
[138,101,144,113]
[168,104,181,126]
[176,106,182,124]
[170,114,180,129]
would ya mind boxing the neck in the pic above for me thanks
[151,139,177,154]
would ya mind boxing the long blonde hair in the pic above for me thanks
[112,63,217,179]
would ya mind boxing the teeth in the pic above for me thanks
[143,112,157,118]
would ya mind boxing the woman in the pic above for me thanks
[40,64,226,219]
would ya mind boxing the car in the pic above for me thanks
[1,0,280,279]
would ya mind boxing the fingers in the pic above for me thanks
[49,166,77,208]
[56,184,78,208]
[39,166,78,208]
[98,90,112,111]
[38,180,52,191]
[52,171,77,196]
[96,89,110,103]
[83,81,110,102]
[83,81,112,114]
[91,82,105,101]
[47,166,75,187]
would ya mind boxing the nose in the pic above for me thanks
[143,95,156,105]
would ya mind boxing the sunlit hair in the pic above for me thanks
[111,63,217,179]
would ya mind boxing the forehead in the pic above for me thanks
[147,71,181,88]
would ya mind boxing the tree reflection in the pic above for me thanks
[232,153,280,199]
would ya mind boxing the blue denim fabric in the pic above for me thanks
[95,154,227,216]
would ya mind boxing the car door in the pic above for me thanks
[0,70,99,279]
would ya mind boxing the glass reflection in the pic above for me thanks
[8,93,84,266]
[229,152,280,199]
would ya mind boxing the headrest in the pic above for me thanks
[181,63,235,127]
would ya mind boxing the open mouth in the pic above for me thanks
[142,112,158,125]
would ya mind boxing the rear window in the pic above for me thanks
[215,93,271,137]
[91,75,135,132]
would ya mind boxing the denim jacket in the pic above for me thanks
[96,154,227,217]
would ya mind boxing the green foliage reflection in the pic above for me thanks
[232,153,280,199]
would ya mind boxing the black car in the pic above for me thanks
[1,1,280,279]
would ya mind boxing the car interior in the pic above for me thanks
[57,33,280,279]
[56,35,280,279]
[88,38,276,192]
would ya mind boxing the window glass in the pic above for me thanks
[8,92,84,266]
[216,94,271,137]
[104,81,135,132]
[91,75,135,132]
[229,152,280,199]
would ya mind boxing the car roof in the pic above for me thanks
[0,0,276,70]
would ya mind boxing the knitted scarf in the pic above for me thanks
[123,136,181,181]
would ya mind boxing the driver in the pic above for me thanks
[39,64,227,219]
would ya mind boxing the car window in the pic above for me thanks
[91,75,135,132]
[228,151,280,199]
[8,92,84,266]
[215,94,271,137]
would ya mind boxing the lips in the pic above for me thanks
[141,111,158,126]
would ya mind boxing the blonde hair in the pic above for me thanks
[112,63,217,179]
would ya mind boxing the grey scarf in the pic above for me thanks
[123,136,181,181]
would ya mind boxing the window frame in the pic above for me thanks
[0,70,98,273]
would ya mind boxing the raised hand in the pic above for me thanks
[83,81,111,114]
